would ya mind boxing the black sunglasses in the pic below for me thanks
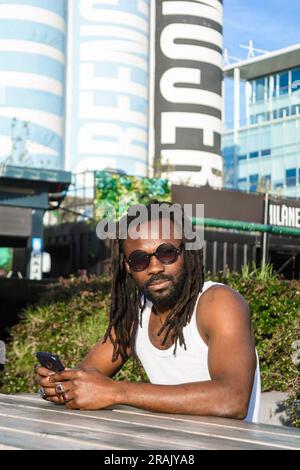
[125,243,184,272]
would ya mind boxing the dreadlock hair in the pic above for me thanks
[103,200,205,364]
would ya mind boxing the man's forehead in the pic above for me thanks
[126,218,183,243]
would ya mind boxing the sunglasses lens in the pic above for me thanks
[127,244,182,271]
[129,251,149,271]
[156,244,178,264]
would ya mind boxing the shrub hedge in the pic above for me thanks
[0,266,299,426]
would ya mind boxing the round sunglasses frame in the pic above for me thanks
[125,243,184,272]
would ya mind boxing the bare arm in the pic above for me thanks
[114,286,256,418]
[78,327,130,378]
[50,286,257,418]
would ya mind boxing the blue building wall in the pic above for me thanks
[0,0,67,170]
[66,0,150,176]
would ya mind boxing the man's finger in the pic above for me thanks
[49,369,80,383]
[35,365,52,376]
[35,374,58,388]
[46,396,63,405]
[54,380,72,395]
[43,386,59,398]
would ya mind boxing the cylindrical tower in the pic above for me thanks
[0,0,67,171]
[66,0,150,176]
[154,0,224,188]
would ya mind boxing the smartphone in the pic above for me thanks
[36,352,65,372]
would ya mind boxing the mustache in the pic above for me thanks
[144,274,174,289]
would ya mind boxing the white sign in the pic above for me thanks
[269,204,300,228]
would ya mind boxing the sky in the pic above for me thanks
[223,0,300,61]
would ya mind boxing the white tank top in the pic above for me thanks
[135,281,261,423]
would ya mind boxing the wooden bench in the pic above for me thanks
[0,393,299,450]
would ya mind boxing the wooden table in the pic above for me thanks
[0,394,299,450]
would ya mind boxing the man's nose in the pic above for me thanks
[147,255,165,274]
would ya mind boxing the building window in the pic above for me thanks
[255,78,265,101]
[263,175,271,190]
[249,174,259,193]
[238,154,247,161]
[292,68,300,93]
[261,149,271,157]
[292,105,300,115]
[250,115,257,125]
[286,168,296,187]
[279,107,290,118]
[249,151,259,159]
[257,113,266,123]
[279,72,289,95]
[250,174,259,183]
[272,74,278,97]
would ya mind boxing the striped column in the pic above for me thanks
[0,0,67,171]
[66,0,150,176]
[154,0,224,188]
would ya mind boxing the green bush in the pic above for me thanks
[0,266,299,426]
[0,275,147,395]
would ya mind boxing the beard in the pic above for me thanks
[140,263,187,311]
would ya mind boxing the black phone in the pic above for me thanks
[36,352,65,372]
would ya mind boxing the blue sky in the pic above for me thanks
[223,0,300,60]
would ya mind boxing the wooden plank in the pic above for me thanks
[0,402,296,450]
[0,401,233,450]
[0,443,21,450]
[1,394,299,450]
[0,401,208,450]
[0,424,110,450]
[0,394,299,450]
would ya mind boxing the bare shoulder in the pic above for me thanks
[196,284,252,335]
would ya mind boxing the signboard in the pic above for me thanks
[269,202,300,229]
[29,237,43,280]
[154,0,223,187]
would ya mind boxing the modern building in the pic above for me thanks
[65,0,150,177]
[0,0,67,171]
[222,43,300,199]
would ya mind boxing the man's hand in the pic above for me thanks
[34,365,63,404]
[48,368,121,410]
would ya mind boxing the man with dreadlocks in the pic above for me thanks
[36,202,261,422]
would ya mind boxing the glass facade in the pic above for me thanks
[223,63,300,198]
